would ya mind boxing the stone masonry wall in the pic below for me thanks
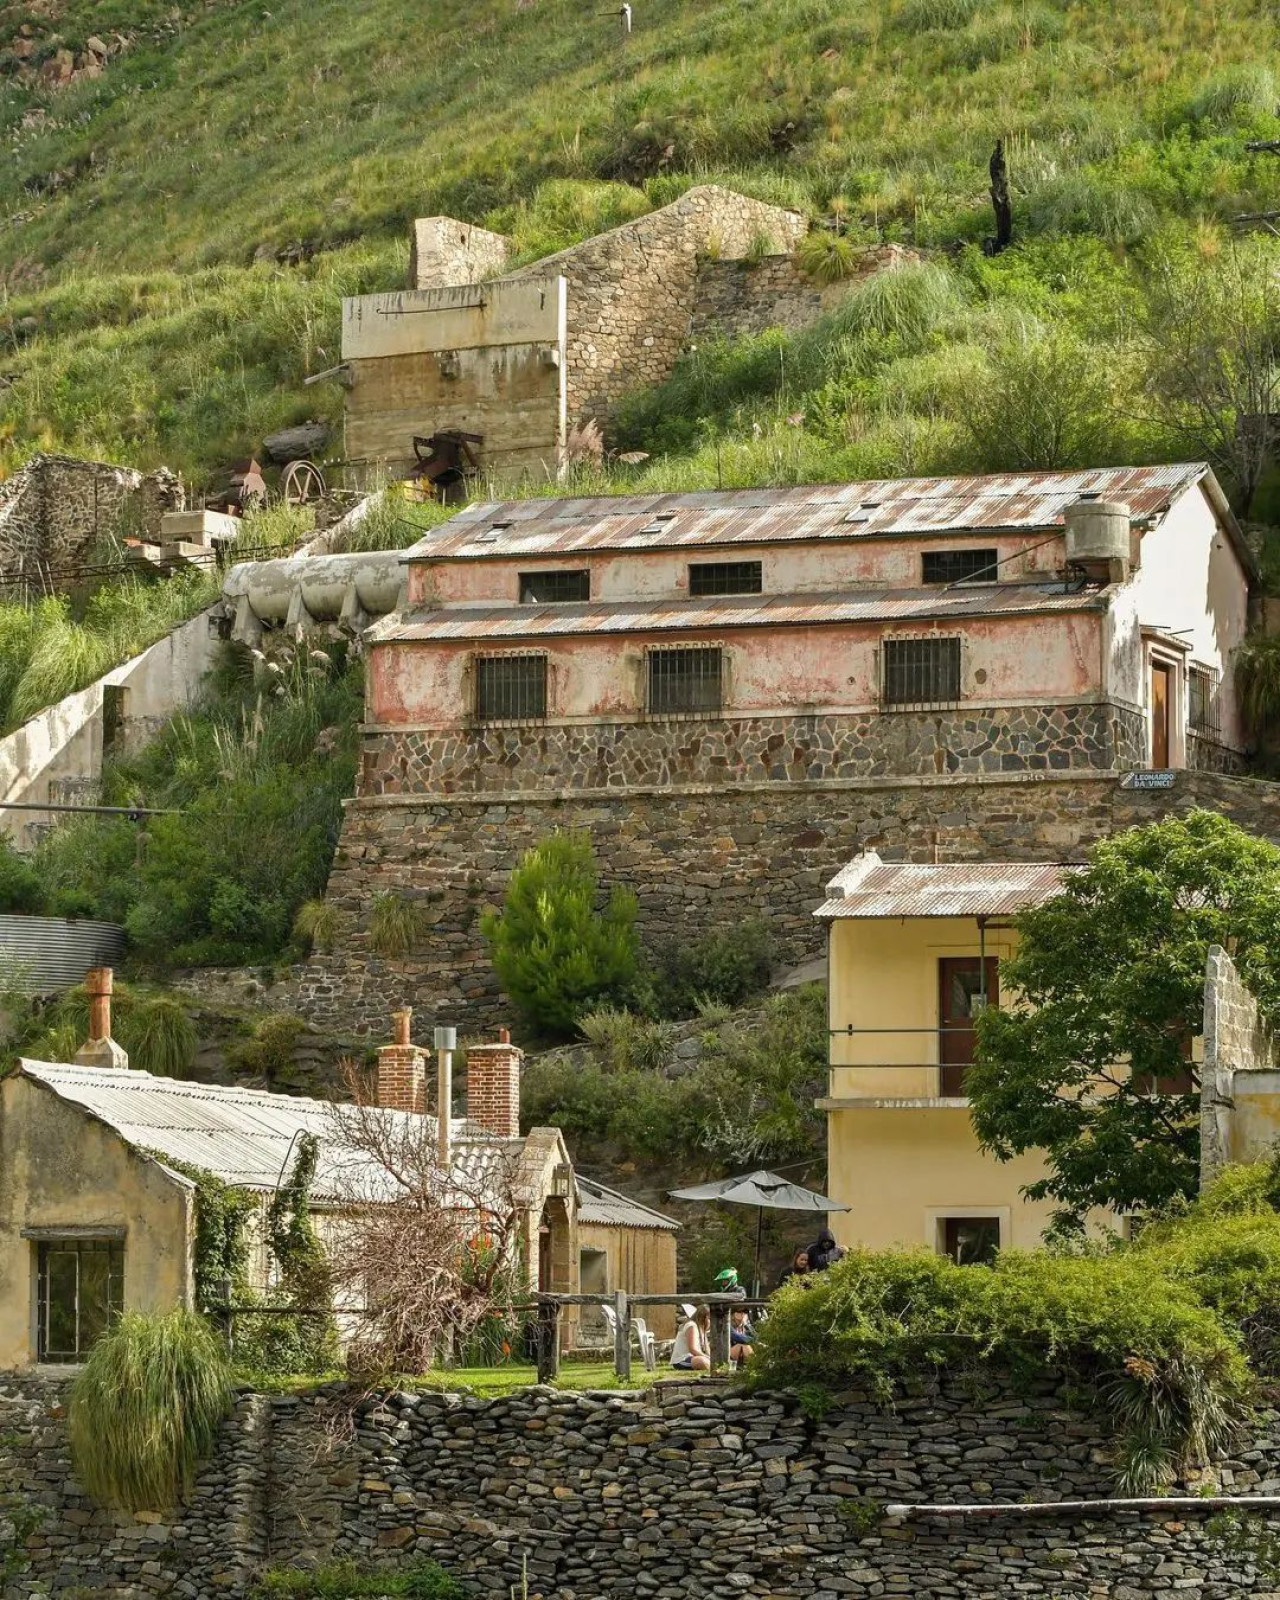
[1201,944,1280,1185]
[0,453,181,582]
[4,1372,1280,1599]
[507,185,808,425]
[689,245,915,341]
[360,704,1146,798]
[300,767,1280,1035]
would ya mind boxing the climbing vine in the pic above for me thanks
[267,1134,330,1305]
[148,1153,259,1310]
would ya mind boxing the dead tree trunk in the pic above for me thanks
[984,138,1013,256]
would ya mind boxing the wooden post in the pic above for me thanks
[709,1304,731,1371]
[536,1299,561,1383]
[613,1290,631,1381]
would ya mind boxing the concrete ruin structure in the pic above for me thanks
[339,185,909,485]
[296,462,1264,1032]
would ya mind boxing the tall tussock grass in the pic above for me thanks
[69,1309,232,1512]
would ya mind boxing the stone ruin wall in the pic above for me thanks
[0,453,182,584]
[504,186,809,427]
[408,217,510,291]
[4,1370,1279,1600]
[689,243,916,341]
[297,763,1280,1037]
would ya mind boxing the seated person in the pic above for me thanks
[671,1305,711,1371]
[778,1248,810,1287]
[729,1307,755,1366]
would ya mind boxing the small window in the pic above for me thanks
[475,654,547,721]
[519,570,590,604]
[882,637,962,706]
[648,647,723,715]
[688,561,763,598]
[37,1238,124,1363]
[1188,667,1217,735]
[940,1217,1001,1267]
[922,549,998,585]
[102,683,129,756]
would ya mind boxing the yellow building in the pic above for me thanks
[817,853,1079,1263]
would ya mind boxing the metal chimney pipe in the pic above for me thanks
[434,1025,457,1170]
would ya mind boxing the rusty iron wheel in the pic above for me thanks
[280,458,327,506]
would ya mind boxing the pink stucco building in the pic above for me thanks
[364,463,1253,793]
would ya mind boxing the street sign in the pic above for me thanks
[1121,770,1177,790]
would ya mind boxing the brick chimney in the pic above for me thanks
[375,1006,426,1113]
[466,1028,523,1139]
[75,967,128,1070]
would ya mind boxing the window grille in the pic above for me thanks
[475,654,547,721]
[922,549,999,585]
[882,637,962,706]
[37,1238,124,1363]
[688,561,763,597]
[519,570,590,604]
[1188,667,1217,735]
[647,647,723,715]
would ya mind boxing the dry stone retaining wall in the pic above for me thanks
[3,1372,1280,1598]
[300,766,1280,1035]
[0,453,181,582]
[689,245,915,341]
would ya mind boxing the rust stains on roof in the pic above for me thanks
[815,852,1079,920]
[409,464,1215,562]
[374,582,1104,644]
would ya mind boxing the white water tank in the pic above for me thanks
[1063,498,1131,573]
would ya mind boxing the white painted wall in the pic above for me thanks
[0,608,219,846]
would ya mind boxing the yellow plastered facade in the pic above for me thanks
[822,916,1064,1255]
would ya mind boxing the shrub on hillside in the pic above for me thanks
[1190,65,1277,126]
[651,916,775,1016]
[0,837,44,914]
[481,832,641,1038]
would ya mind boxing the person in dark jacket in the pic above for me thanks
[807,1228,845,1272]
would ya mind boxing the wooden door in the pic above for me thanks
[1150,662,1172,769]
[938,957,999,1097]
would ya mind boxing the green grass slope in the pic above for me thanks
[2,0,1280,483]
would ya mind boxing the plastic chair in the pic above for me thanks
[600,1304,657,1371]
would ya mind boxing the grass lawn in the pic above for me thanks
[237,1363,704,1396]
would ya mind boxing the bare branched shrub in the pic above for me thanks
[325,1061,527,1383]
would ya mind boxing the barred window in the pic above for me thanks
[882,637,962,706]
[519,570,590,604]
[37,1238,124,1363]
[1188,667,1217,735]
[922,549,998,585]
[688,561,763,597]
[475,654,547,721]
[647,647,723,715]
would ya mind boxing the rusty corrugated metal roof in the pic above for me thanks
[376,582,1101,643]
[814,853,1079,920]
[578,1176,679,1232]
[410,465,1212,562]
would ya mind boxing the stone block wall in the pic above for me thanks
[4,1371,1280,1599]
[506,184,807,425]
[358,703,1147,798]
[1201,944,1280,1185]
[689,244,915,340]
[0,453,182,584]
[408,218,509,290]
[299,766,1280,1036]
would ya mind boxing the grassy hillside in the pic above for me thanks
[2,0,1280,485]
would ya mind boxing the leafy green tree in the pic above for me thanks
[969,811,1280,1230]
[480,831,640,1036]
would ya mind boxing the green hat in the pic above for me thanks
[713,1267,740,1287]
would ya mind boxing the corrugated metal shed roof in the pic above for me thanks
[375,582,1099,644]
[408,465,1213,562]
[578,1176,679,1232]
[815,852,1078,920]
[18,1061,517,1205]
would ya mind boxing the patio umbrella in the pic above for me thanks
[668,1170,849,1297]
